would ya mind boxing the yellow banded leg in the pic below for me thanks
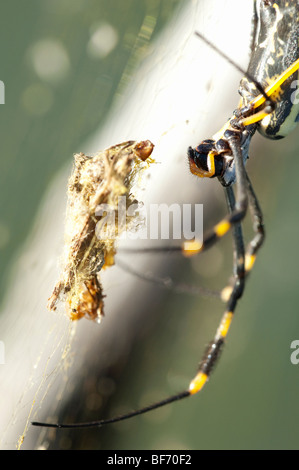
[189,185,246,395]
[240,108,273,127]
[239,57,299,127]
[189,310,234,395]
[182,218,233,256]
[243,173,265,275]
[250,57,299,110]
[221,174,264,301]
[189,257,242,396]
[182,199,244,258]
[221,249,258,302]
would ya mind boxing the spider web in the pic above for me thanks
[0,0,253,450]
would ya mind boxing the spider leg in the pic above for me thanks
[244,173,265,274]
[115,257,221,299]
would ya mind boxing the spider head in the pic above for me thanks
[188,140,225,178]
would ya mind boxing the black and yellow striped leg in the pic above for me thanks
[220,173,265,304]
[225,185,245,292]
[190,172,265,396]
[244,174,265,274]
[189,184,247,394]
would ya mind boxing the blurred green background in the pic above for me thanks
[0,0,183,302]
[1,0,299,451]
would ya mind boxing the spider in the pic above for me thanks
[32,0,299,430]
